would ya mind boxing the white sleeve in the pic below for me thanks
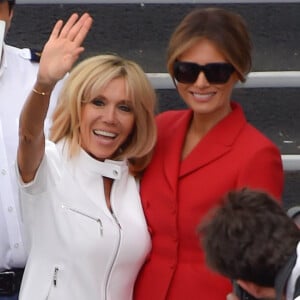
[16,140,62,195]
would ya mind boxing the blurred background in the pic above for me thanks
[7,2,300,207]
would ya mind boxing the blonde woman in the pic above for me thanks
[17,13,156,300]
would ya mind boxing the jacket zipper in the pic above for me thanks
[104,210,122,300]
[53,267,59,287]
[61,203,103,236]
[46,267,59,299]
[61,197,122,299]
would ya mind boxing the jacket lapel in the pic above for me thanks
[180,102,247,177]
[161,110,191,191]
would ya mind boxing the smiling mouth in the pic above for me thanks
[93,130,117,138]
[191,91,216,100]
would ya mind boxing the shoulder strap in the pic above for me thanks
[29,48,42,62]
[18,47,42,63]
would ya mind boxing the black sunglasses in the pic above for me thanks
[173,61,235,84]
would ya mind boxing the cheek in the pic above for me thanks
[79,109,93,137]
[218,80,236,96]
[121,116,135,140]
[126,117,135,134]
[176,83,187,92]
[80,105,96,124]
[176,84,190,99]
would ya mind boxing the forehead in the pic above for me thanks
[90,77,131,100]
[179,39,227,63]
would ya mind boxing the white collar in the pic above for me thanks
[57,139,128,180]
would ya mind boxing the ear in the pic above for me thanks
[237,279,276,299]
[236,280,261,298]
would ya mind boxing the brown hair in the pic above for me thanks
[199,188,300,287]
[167,7,252,82]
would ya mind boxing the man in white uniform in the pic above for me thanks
[0,1,62,298]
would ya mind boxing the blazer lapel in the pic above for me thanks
[180,102,247,177]
[162,110,192,191]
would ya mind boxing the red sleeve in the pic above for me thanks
[237,145,284,201]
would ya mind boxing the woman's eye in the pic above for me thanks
[91,98,105,106]
[118,104,132,112]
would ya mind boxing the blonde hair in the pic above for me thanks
[50,54,157,177]
[167,7,252,82]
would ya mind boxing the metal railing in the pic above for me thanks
[146,72,300,172]
[147,71,300,89]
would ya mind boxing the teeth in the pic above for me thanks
[93,130,116,138]
[192,92,214,99]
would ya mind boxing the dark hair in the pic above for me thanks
[167,7,252,82]
[199,188,300,287]
[8,1,15,12]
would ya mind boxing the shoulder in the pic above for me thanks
[242,122,278,149]
[5,44,41,63]
[229,103,278,150]
[156,109,190,127]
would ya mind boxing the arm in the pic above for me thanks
[17,13,93,183]
[237,145,284,201]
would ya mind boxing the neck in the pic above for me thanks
[191,104,232,138]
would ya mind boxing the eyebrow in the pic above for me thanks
[90,95,132,103]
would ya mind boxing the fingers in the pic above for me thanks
[49,13,93,46]
[48,19,64,41]
[59,13,80,39]
[73,14,93,46]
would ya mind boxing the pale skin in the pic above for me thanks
[17,13,93,183]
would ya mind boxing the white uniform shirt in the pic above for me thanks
[0,44,62,271]
[17,140,151,300]
[287,242,300,300]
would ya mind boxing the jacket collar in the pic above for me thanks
[56,139,128,180]
[162,102,247,181]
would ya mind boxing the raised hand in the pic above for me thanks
[37,13,93,88]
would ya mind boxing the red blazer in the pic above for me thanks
[134,102,283,300]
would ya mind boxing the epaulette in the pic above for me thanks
[29,48,42,63]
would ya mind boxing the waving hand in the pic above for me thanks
[38,13,93,87]
[18,13,93,183]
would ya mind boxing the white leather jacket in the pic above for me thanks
[17,139,151,300]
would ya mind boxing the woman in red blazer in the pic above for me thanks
[134,7,284,300]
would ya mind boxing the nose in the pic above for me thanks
[194,71,210,88]
[102,106,117,124]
